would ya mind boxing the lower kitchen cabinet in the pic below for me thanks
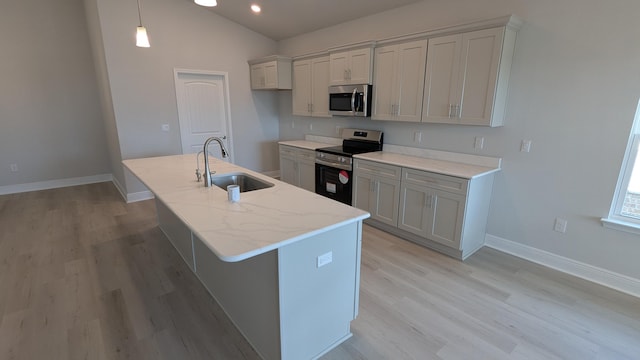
[353,159,401,227]
[355,158,495,260]
[279,145,316,192]
[398,177,466,249]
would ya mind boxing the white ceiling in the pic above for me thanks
[202,0,424,41]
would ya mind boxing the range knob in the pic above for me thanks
[340,157,346,163]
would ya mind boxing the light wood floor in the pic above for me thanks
[1,183,639,360]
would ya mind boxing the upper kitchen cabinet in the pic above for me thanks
[292,55,331,117]
[372,39,428,122]
[249,56,292,90]
[329,46,374,85]
[422,26,517,126]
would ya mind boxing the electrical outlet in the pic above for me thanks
[161,124,170,132]
[317,251,333,268]
[413,131,422,143]
[335,126,343,135]
[521,140,532,152]
[474,136,485,149]
[554,218,568,233]
[10,164,18,172]
[309,123,313,131]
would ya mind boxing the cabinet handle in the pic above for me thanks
[425,195,432,208]
[348,69,352,81]
[454,104,461,118]
[344,69,348,81]
[395,104,399,116]
[448,104,453,118]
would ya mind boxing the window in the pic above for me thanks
[603,100,640,234]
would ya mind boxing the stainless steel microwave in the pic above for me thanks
[328,84,372,117]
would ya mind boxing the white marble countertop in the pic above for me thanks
[278,140,333,150]
[123,154,369,262]
[354,151,500,179]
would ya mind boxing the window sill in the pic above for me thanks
[601,217,640,235]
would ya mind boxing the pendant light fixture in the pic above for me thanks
[195,0,217,6]
[136,0,150,47]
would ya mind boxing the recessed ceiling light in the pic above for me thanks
[195,0,217,7]
[251,4,261,13]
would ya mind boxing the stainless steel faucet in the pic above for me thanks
[203,136,229,187]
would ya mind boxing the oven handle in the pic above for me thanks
[316,158,352,171]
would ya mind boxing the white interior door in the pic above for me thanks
[174,69,233,162]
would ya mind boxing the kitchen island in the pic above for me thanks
[123,154,369,360]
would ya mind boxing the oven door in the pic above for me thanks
[315,163,353,205]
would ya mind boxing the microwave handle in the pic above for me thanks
[351,88,357,114]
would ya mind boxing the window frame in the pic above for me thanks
[602,102,640,234]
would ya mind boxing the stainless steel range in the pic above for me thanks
[315,129,383,205]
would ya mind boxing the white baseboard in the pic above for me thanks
[0,174,113,196]
[485,234,640,298]
[126,190,154,203]
[111,175,128,201]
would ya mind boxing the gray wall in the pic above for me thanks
[0,0,110,187]
[277,0,640,280]
[93,0,280,194]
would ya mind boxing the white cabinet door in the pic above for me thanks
[371,45,397,120]
[353,171,374,212]
[348,48,373,85]
[329,51,349,85]
[428,189,465,249]
[310,56,331,117]
[422,27,508,126]
[398,182,430,237]
[293,56,331,117]
[373,40,427,122]
[353,159,400,226]
[279,146,299,186]
[457,27,503,126]
[251,64,266,89]
[395,40,427,122]
[264,62,278,89]
[292,60,312,116]
[329,48,372,85]
[371,177,400,226]
[422,34,462,124]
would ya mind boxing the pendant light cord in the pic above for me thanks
[136,0,144,26]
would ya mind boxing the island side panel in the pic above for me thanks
[192,235,281,360]
[278,221,361,360]
[156,198,195,271]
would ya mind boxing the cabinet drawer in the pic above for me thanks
[298,149,316,161]
[279,145,297,157]
[354,159,401,180]
[402,168,468,195]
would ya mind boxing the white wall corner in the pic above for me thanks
[111,175,127,201]
[485,234,640,299]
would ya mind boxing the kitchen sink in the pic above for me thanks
[210,173,274,193]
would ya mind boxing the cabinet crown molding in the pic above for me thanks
[327,40,377,54]
[248,55,292,65]
[376,14,523,46]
